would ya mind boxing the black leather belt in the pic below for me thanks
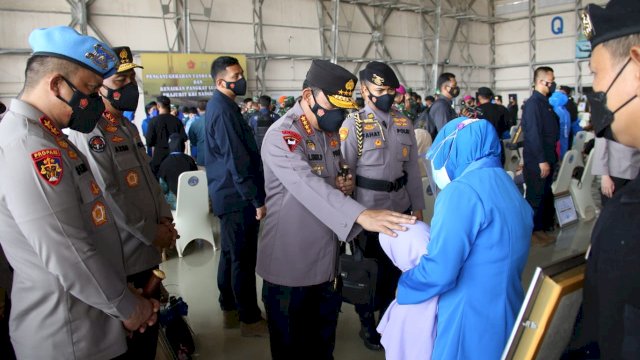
[356,171,408,192]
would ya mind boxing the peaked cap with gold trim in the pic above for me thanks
[305,59,358,109]
[112,46,143,73]
[583,0,640,49]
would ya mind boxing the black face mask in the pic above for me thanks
[449,86,460,98]
[311,93,346,132]
[588,58,637,141]
[57,77,105,133]
[103,82,139,111]
[544,81,557,97]
[367,88,394,113]
[225,78,247,96]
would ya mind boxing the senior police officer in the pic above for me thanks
[563,2,640,359]
[0,26,158,360]
[339,61,425,350]
[257,59,416,359]
[68,46,176,359]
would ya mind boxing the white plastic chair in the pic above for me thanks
[173,170,216,257]
[569,151,597,221]
[552,150,584,195]
[572,131,595,153]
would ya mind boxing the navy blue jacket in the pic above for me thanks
[204,90,266,215]
[522,90,559,168]
[188,116,206,165]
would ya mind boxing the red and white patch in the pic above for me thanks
[317,108,325,117]
[91,201,108,227]
[113,91,121,101]
[282,130,302,152]
[31,148,63,186]
[79,98,89,109]
[125,170,139,188]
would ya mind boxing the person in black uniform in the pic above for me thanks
[477,87,509,137]
[521,66,559,244]
[145,95,187,176]
[563,1,640,358]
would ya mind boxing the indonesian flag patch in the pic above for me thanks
[31,148,63,186]
[282,130,302,152]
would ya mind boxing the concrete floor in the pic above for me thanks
[158,212,595,359]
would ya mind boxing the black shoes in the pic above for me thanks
[359,324,382,351]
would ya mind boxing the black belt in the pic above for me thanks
[356,171,408,192]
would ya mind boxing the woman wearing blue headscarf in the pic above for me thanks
[396,116,533,359]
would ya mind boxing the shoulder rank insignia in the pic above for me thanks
[111,135,125,143]
[103,111,120,126]
[282,130,302,152]
[89,136,106,153]
[31,148,63,186]
[91,201,108,227]
[125,170,139,188]
[339,127,349,141]
[39,116,62,138]
[67,149,79,160]
[299,115,314,136]
[56,139,69,149]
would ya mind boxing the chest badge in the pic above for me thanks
[67,149,79,160]
[330,138,339,149]
[375,139,383,148]
[402,146,409,158]
[89,136,106,153]
[111,135,125,143]
[91,201,108,227]
[125,170,140,188]
[306,139,316,151]
[31,148,63,186]
[90,180,101,196]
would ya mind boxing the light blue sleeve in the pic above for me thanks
[397,181,485,304]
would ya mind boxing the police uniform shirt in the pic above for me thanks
[256,101,366,287]
[0,99,137,359]
[340,105,425,213]
[69,111,172,276]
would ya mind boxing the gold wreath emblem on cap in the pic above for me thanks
[345,79,355,91]
[372,74,384,86]
[119,48,129,63]
[581,11,594,40]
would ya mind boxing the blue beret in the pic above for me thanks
[28,26,117,78]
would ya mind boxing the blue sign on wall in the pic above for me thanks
[552,16,564,35]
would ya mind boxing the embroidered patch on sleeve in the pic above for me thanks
[282,130,302,152]
[31,148,63,186]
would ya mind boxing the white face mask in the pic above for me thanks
[427,118,480,190]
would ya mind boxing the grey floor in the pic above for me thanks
[159,213,595,360]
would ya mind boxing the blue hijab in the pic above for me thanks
[428,116,502,180]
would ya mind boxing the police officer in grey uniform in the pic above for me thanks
[0,26,158,360]
[68,46,176,359]
[340,61,425,350]
[257,59,416,360]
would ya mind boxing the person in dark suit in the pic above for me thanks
[204,56,268,337]
[521,66,559,244]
